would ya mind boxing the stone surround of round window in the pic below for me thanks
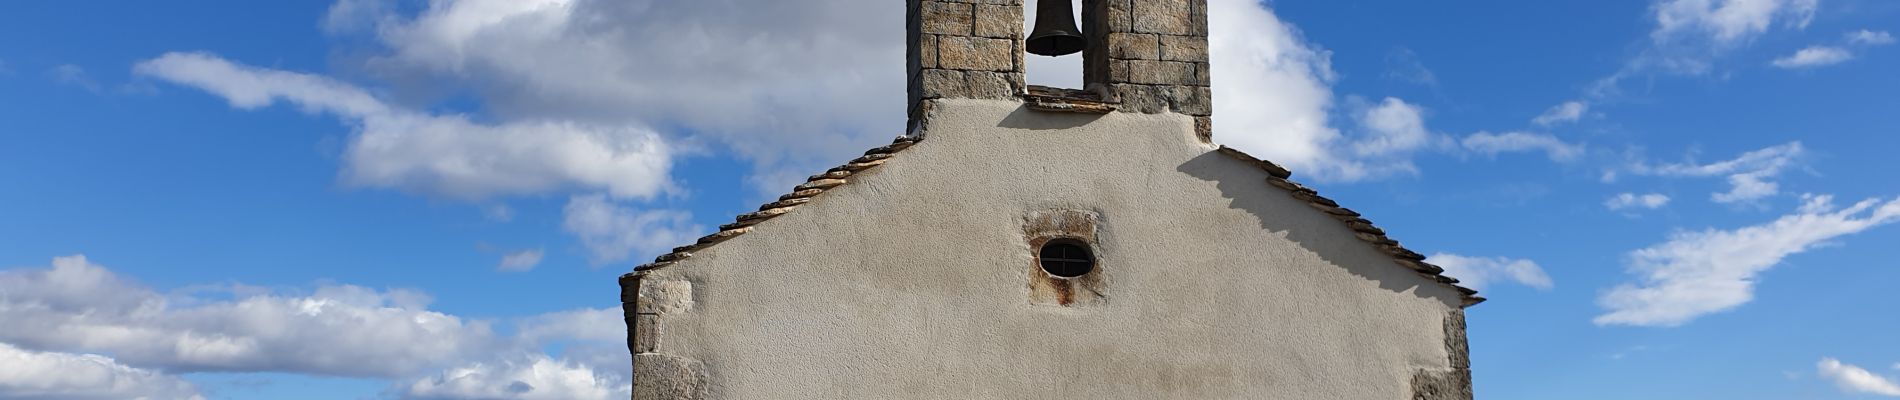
[1037,239,1095,278]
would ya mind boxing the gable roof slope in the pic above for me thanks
[623,135,1483,308]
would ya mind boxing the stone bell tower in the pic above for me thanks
[907,0,1213,141]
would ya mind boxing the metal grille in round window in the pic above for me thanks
[1038,239,1095,278]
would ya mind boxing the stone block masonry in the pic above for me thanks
[909,0,1028,123]
[1084,0,1212,141]
[909,0,1212,140]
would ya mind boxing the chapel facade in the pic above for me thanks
[620,1,1481,398]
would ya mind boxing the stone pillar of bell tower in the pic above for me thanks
[907,0,1028,126]
[1084,0,1212,140]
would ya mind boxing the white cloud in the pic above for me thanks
[1848,30,1896,46]
[323,0,905,194]
[1208,0,1352,180]
[0,255,498,377]
[498,249,545,272]
[1533,101,1589,126]
[1632,142,1803,204]
[513,307,624,345]
[1607,193,1673,210]
[310,0,1450,186]
[0,255,636,398]
[1773,46,1854,68]
[1427,253,1554,291]
[0,342,205,400]
[135,52,673,201]
[1582,0,1817,98]
[1819,358,1900,396]
[562,195,701,265]
[403,354,630,400]
[1652,0,1818,46]
[1460,131,1586,162]
[1595,195,1900,326]
[1353,97,1434,158]
[1204,1,1448,181]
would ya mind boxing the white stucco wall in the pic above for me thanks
[640,99,1464,399]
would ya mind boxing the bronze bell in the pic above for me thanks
[1026,0,1086,56]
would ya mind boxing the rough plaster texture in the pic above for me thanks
[636,99,1467,399]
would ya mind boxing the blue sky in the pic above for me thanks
[2,0,1898,399]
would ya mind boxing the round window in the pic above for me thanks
[1038,239,1095,278]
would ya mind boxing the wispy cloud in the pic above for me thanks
[497,249,545,272]
[48,64,102,93]
[1540,0,1819,123]
[1818,358,1900,396]
[1847,30,1895,46]
[1651,0,1817,47]
[1629,142,1804,204]
[1770,30,1895,70]
[1427,253,1554,291]
[1533,101,1589,126]
[1596,195,1900,326]
[1460,131,1586,162]
[561,195,701,265]
[1772,46,1853,68]
[1606,193,1673,211]
[136,52,674,201]
[1383,47,1437,86]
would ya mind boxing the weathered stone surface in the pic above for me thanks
[634,353,709,400]
[1024,94,1116,113]
[1189,0,1209,35]
[780,189,825,201]
[938,36,1015,71]
[795,178,847,191]
[965,70,1017,99]
[809,170,853,181]
[1102,0,1133,32]
[1410,369,1473,400]
[1107,33,1159,60]
[737,206,796,223]
[972,4,1021,38]
[1116,60,1197,85]
[1194,115,1213,142]
[636,278,694,315]
[919,68,968,98]
[696,226,751,245]
[1159,34,1208,62]
[854,152,897,163]
[633,314,658,353]
[1171,85,1211,116]
[759,197,813,211]
[1193,61,1211,85]
[920,1,972,35]
[841,159,889,172]
[919,34,938,69]
[1112,84,1169,114]
[1132,0,1191,35]
[1446,310,1470,369]
[618,273,642,303]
